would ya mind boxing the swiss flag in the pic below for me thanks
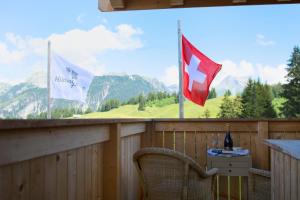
[182,35,222,106]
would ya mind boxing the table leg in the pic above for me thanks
[239,176,242,200]
[228,176,230,200]
[217,175,219,200]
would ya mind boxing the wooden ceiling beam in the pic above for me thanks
[170,0,184,6]
[99,0,300,12]
[110,0,125,9]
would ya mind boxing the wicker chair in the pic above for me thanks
[248,168,271,200]
[133,147,218,200]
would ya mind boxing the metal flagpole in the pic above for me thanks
[47,41,52,119]
[178,20,184,118]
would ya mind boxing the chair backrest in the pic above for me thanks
[133,147,216,200]
[248,168,271,200]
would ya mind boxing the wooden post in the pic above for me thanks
[103,123,121,200]
[256,121,269,170]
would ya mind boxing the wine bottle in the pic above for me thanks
[224,131,233,150]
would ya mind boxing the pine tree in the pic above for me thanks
[208,88,217,99]
[233,95,243,118]
[241,79,277,118]
[218,93,234,118]
[203,109,210,118]
[138,94,146,111]
[224,89,232,96]
[281,46,300,118]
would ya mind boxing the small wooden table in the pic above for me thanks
[207,154,252,200]
[265,139,300,200]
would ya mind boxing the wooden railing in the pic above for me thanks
[0,119,299,200]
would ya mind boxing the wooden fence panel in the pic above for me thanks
[120,134,141,200]
[0,143,104,200]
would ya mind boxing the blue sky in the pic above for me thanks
[1,0,300,86]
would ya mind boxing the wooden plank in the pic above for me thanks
[239,133,251,150]
[256,121,269,170]
[164,131,174,150]
[30,157,44,200]
[155,121,258,132]
[250,133,257,168]
[103,123,121,200]
[91,144,98,200]
[120,136,128,199]
[76,147,85,200]
[0,165,12,200]
[196,132,207,168]
[274,151,280,200]
[270,132,283,139]
[271,150,275,200]
[67,150,76,200]
[97,144,103,200]
[185,132,195,160]
[217,132,225,149]
[298,161,300,200]
[44,155,57,200]
[175,131,184,154]
[170,0,184,6]
[110,0,124,8]
[284,154,291,200]
[140,122,153,148]
[12,161,30,200]
[290,157,298,200]
[153,131,164,148]
[0,125,109,166]
[279,152,284,200]
[269,121,300,132]
[56,152,67,200]
[120,123,145,137]
[85,145,92,200]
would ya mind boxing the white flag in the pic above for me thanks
[50,53,94,102]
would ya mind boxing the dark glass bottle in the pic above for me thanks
[224,131,233,150]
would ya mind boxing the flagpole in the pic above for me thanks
[47,41,52,119]
[178,20,184,119]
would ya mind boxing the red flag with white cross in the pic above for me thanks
[182,34,222,106]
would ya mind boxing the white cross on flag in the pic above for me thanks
[182,35,222,106]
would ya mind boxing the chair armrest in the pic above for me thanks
[206,168,218,176]
[249,168,271,178]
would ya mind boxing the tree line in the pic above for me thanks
[218,46,300,118]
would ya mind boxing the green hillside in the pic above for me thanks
[81,97,223,118]
[80,96,284,118]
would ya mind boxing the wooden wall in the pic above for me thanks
[0,143,103,200]
[271,149,300,200]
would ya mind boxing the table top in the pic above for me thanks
[265,139,300,160]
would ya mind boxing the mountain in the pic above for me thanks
[214,75,248,96]
[87,75,167,110]
[26,71,47,88]
[0,83,47,118]
[0,83,11,95]
[0,74,168,118]
[167,84,178,93]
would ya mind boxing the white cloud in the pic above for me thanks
[212,60,287,87]
[0,23,143,76]
[76,14,85,24]
[0,42,25,64]
[256,34,275,46]
[257,64,287,84]
[161,65,178,86]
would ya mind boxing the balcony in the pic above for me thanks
[0,119,299,199]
